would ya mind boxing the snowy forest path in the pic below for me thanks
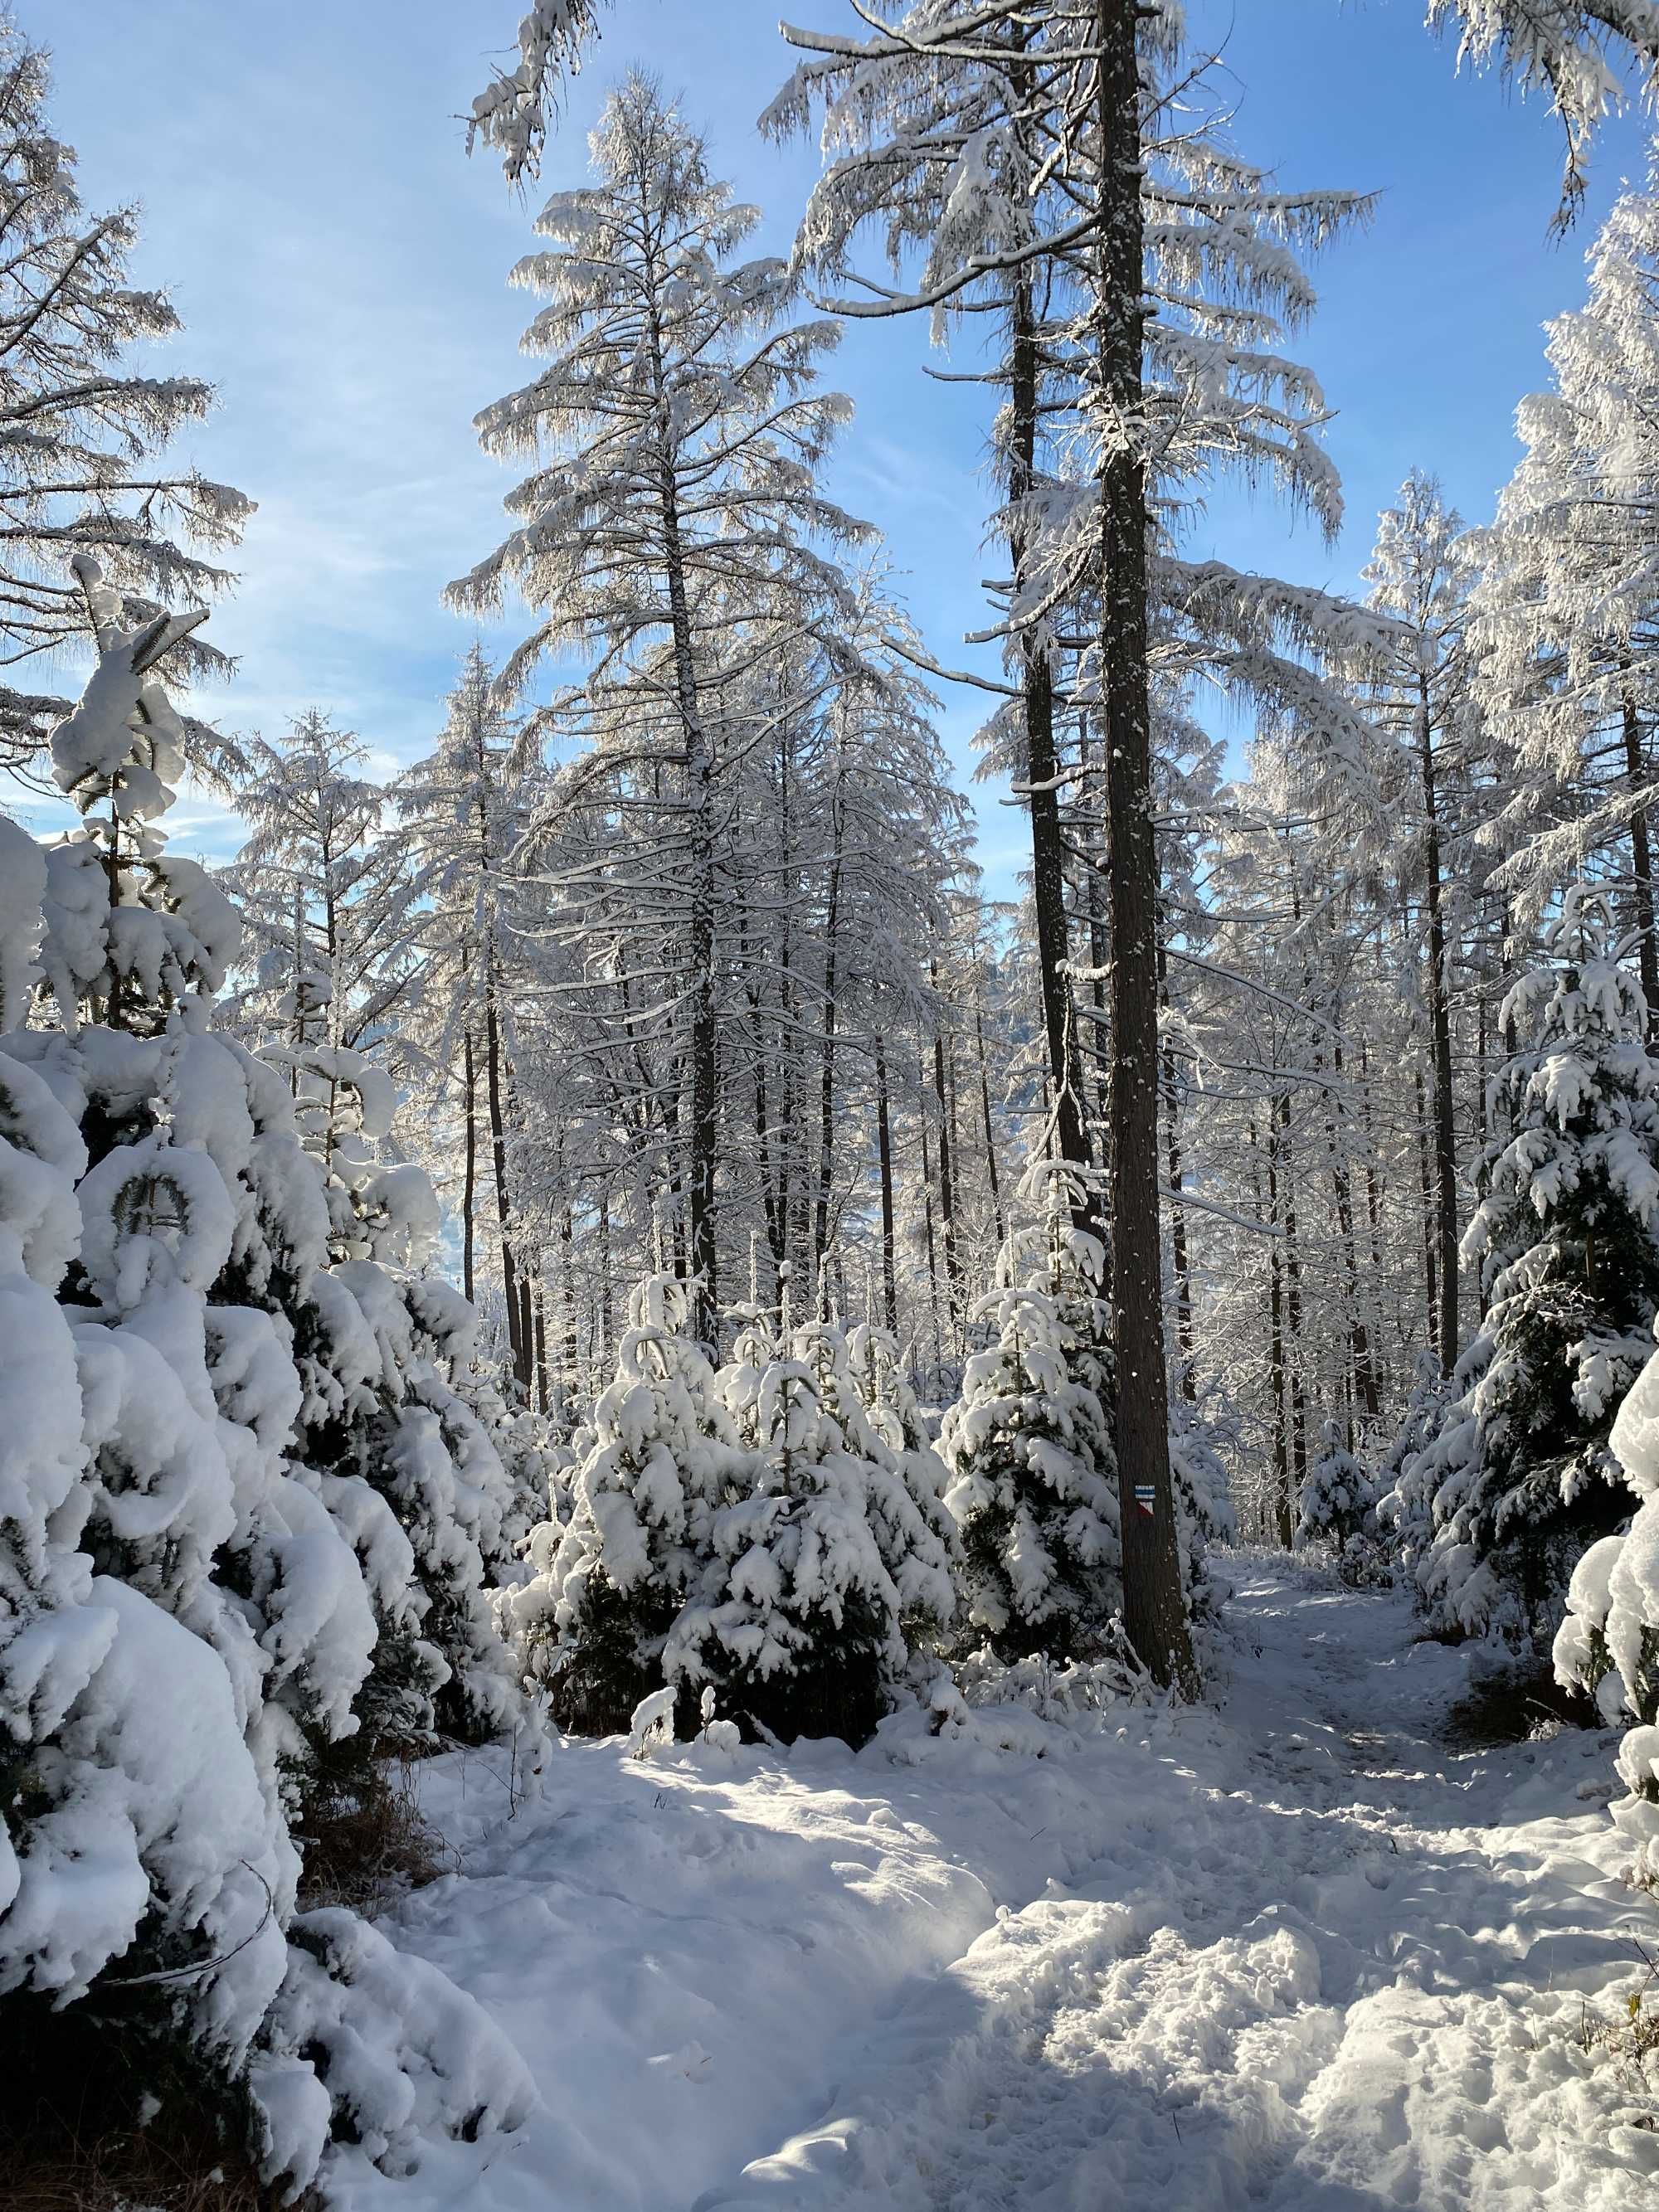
[694,1562,1659,2212]
[337,1563,1659,2212]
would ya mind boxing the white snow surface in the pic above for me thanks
[324,1559,1659,2212]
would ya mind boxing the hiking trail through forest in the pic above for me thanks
[328,1561,1659,2212]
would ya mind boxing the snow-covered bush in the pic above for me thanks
[1413,890,1659,1649]
[667,1315,904,1748]
[251,1909,536,2191]
[941,1169,1121,1660]
[0,567,532,2195]
[504,1272,739,1733]
[1554,1342,1659,1886]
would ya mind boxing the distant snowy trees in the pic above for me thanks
[397,647,546,1389]
[450,75,975,1384]
[452,73,876,1348]
[1469,157,1659,1016]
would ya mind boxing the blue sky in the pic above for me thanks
[36,0,1655,890]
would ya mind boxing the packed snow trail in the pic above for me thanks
[326,1561,1659,2212]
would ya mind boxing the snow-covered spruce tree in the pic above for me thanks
[941,1160,1121,1661]
[667,1297,903,1747]
[1554,1343,1659,1885]
[1296,1420,1386,1588]
[504,1273,740,1734]
[1297,1423,1374,1551]
[846,1318,961,1642]
[450,72,870,1345]
[0,568,532,2194]
[0,26,249,776]
[1414,888,1659,1647]
[793,1318,956,1648]
[276,1026,526,1748]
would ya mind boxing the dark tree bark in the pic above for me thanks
[814,829,844,1291]
[1010,253,1094,1223]
[485,979,528,1395]
[930,965,961,1329]
[1278,1088,1307,1501]
[460,1020,478,1307]
[973,978,1007,1250]
[874,1027,899,1335]
[1623,686,1659,1033]
[1413,1063,1439,1368]
[1155,939,1194,1403]
[1326,1029,1379,1422]
[1416,678,1460,1373]
[1094,0,1195,1692]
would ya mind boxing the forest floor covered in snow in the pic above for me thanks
[324,1558,1659,2212]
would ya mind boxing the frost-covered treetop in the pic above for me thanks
[470,4,1659,216]
[1361,470,1472,659]
[468,1,601,182]
[450,72,869,693]
[1465,884,1659,1299]
[996,1155,1107,1296]
[1428,2,1659,220]
[0,27,250,776]
[1467,156,1659,916]
[1500,883,1653,1076]
[36,558,238,1035]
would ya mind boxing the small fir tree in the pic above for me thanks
[1296,1420,1388,1587]
[941,1164,1121,1660]
[505,1273,739,1733]
[669,1299,902,1747]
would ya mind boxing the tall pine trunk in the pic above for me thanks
[484,972,526,1395]
[930,965,961,1331]
[1417,677,1459,1373]
[647,289,719,1344]
[461,1019,478,1307]
[974,979,1007,1249]
[1413,1063,1439,1365]
[1010,253,1093,1219]
[813,821,844,1294]
[874,1027,899,1334]
[1094,0,1194,1693]
[1156,939,1194,1403]
[1623,685,1659,1032]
